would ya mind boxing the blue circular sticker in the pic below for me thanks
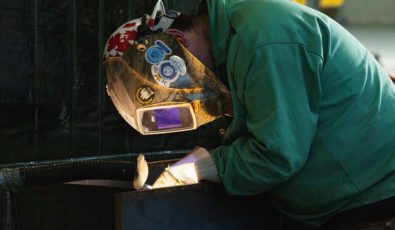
[145,46,165,64]
[159,61,177,80]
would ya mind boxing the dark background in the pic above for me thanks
[0,0,229,164]
[0,2,230,228]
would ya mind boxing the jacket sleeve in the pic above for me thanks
[209,43,323,195]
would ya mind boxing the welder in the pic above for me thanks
[104,0,395,229]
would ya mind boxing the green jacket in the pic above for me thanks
[207,0,395,227]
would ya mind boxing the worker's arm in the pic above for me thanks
[390,74,395,83]
[209,44,322,195]
[151,44,322,191]
[152,147,219,188]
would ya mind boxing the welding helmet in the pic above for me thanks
[103,0,178,59]
[104,0,232,135]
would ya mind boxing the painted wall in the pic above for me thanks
[339,0,395,25]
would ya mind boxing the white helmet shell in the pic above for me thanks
[103,0,174,59]
[103,18,142,59]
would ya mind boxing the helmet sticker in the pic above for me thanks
[169,55,186,75]
[155,40,172,55]
[136,85,155,104]
[150,55,187,87]
[145,46,165,64]
[144,40,172,64]
[159,61,177,80]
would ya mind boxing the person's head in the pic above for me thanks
[165,13,214,71]
[103,0,233,135]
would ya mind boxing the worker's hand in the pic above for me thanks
[152,147,220,189]
[133,154,149,190]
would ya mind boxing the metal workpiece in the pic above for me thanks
[115,182,278,230]
[0,150,187,191]
[0,160,133,192]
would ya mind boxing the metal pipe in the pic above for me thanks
[0,150,188,191]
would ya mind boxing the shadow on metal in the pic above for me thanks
[116,182,280,230]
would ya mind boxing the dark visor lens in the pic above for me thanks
[141,106,195,133]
